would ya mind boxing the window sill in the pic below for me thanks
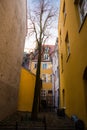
[66,53,70,63]
[79,14,87,33]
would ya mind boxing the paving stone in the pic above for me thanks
[0,111,76,130]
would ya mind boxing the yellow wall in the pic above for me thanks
[58,0,87,127]
[18,67,36,112]
[31,62,52,91]
[41,62,52,90]
[42,83,52,90]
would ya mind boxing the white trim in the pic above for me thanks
[78,0,87,23]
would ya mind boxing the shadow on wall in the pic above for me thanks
[83,80,87,116]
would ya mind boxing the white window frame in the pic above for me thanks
[78,0,87,23]
[42,74,46,82]
[42,63,48,69]
[44,54,49,60]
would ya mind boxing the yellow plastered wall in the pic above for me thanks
[42,83,52,90]
[41,62,52,90]
[58,0,87,127]
[18,67,36,112]
[31,62,52,91]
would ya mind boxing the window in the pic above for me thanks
[40,89,46,96]
[78,0,87,23]
[55,70,58,78]
[65,32,70,61]
[34,63,37,68]
[44,54,49,60]
[42,63,48,69]
[61,53,63,72]
[47,74,52,83]
[60,30,62,45]
[48,90,52,94]
[40,89,47,100]
[57,67,59,78]
[63,1,66,25]
[45,47,49,53]
[42,74,46,82]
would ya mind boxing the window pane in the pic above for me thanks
[42,74,46,82]
[78,0,87,22]
[42,63,47,69]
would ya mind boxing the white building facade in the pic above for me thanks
[52,39,59,109]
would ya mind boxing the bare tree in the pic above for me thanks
[28,0,58,119]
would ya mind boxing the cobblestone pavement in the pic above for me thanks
[0,111,76,130]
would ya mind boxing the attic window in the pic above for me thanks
[83,67,87,80]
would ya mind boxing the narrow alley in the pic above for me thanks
[0,111,75,130]
[0,0,87,130]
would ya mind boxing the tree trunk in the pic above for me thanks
[31,42,41,120]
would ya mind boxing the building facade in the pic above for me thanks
[30,45,55,109]
[58,0,87,127]
[0,0,27,120]
[51,39,59,109]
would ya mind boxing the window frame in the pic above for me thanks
[44,54,50,60]
[45,47,49,53]
[42,74,46,82]
[78,0,87,23]
[34,63,37,68]
[74,0,87,31]
[42,63,48,69]
[47,74,52,83]
[61,53,63,73]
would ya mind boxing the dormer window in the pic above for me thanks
[45,47,49,53]
[44,54,49,60]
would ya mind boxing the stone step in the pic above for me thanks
[0,125,75,130]
[0,112,76,130]
[0,127,75,130]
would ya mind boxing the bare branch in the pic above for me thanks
[28,0,58,46]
